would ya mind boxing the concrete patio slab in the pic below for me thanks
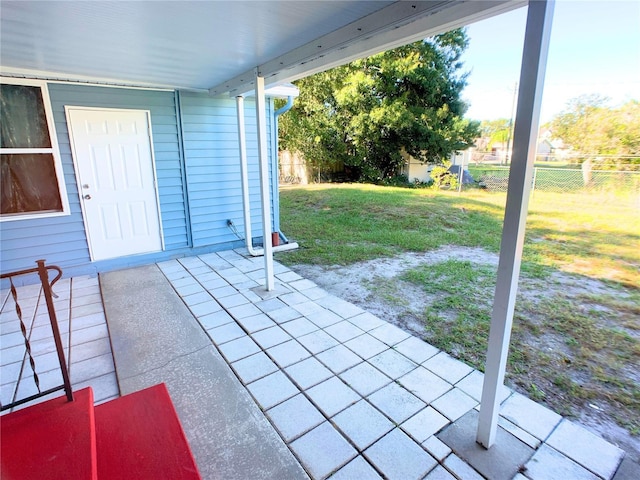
[100,265,308,480]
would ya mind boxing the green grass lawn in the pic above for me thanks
[279,183,639,286]
[278,183,640,436]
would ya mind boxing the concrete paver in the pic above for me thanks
[343,333,388,359]
[266,394,325,442]
[247,371,299,410]
[339,362,391,397]
[547,419,625,479]
[316,344,362,374]
[368,349,418,379]
[232,352,279,384]
[500,392,562,441]
[267,339,311,368]
[364,428,437,480]
[324,320,365,343]
[297,329,339,354]
[368,382,426,424]
[218,335,261,363]
[398,366,452,404]
[368,322,411,346]
[330,456,383,480]
[291,422,357,480]
[431,387,477,422]
[394,336,439,364]
[423,436,452,461]
[5,251,630,480]
[332,399,394,450]
[525,444,599,480]
[285,357,333,390]
[306,377,360,417]
[424,351,474,384]
[401,407,450,443]
[251,325,292,349]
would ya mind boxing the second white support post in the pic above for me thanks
[255,74,275,291]
[476,0,554,448]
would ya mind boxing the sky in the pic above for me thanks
[461,0,640,123]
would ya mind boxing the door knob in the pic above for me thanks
[83,194,92,200]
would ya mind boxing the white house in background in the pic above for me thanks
[402,149,474,184]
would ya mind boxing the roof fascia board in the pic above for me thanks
[0,66,208,93]
[210,0,526,96]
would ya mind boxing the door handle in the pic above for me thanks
[83,194,92,200]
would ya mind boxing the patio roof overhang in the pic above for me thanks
[1,0,555,455]
[1,1,524,95]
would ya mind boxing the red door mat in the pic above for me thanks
[1,387,98,480]
[95,383,201,480]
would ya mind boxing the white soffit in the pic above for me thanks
[0,1,395,91]
[0,1,524,94]
[210,0,526,96]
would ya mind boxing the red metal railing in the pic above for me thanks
[1,260,73,411]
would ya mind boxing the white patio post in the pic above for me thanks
[255,73,275,291]
[477,0,554,449]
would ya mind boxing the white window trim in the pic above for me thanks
[0,77,70,222]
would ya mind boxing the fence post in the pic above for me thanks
[531,167,538,198]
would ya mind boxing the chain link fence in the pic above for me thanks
[467,165,640,206]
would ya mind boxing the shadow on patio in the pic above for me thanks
[1,249,636,480]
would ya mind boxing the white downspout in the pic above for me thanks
[235,95,299,257]
[255,75,275,291]
[236,95,259,256]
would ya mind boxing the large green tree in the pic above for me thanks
[280,29,480,180]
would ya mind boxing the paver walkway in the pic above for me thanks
[2,249,637,480]
[153,250,632,480]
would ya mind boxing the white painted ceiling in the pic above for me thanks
[0,1,523,95]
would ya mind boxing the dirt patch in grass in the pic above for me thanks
[286,246,640,461]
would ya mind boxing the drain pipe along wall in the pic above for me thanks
[235,94,299,256]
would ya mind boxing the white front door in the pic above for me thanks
[67,108,162,261]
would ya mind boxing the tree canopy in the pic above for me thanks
[480,118,511,149]
[279,29,480,181]
[551,95,640,158]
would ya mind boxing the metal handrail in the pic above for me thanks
[1,260,74,411]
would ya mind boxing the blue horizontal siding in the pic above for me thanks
[0,83,189,274]
[1,82,280,280]
[180,92,275,248]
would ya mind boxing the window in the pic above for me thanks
[1,78,69,221]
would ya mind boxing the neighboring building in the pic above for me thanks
[401,149,473,184]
